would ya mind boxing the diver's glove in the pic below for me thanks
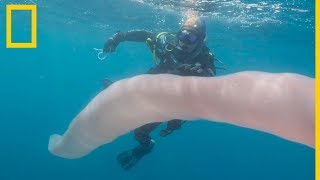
[103,31,126,53]
[178,62,204,74]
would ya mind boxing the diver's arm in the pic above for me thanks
[122,30,155,42]
[174,49,216,76]
[103,30,155,53]
[180,52,216,76]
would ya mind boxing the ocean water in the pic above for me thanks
[0,0,315,179]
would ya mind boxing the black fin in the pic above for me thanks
[117,143,155,170]
[117,150,139,170]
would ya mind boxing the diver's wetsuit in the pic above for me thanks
[113,30,217,168]
[118,30,216,146]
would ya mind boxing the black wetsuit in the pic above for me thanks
[112,30,217,169]
[118,30,216,145]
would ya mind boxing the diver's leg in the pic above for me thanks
[160,119,185,137]
[134,122,162,146]
[117,122,161,170]
[167,119,184,130]
[116,65,166,170]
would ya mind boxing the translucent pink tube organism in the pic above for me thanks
[48,71,314,159]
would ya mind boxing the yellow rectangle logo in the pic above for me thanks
[6,4,37,48]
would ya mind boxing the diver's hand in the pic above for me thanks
[103,32,125,53]
[179,62,204,74]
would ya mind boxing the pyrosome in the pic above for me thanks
[48,71,315,159]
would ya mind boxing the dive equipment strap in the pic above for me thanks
[146,32,168,65]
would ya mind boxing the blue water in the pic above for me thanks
[0,0,315,179]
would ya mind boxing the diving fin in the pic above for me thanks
[117,141,155,170]
[102,78,114,89]
[117,149,140,170]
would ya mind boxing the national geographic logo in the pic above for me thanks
[6,4,37,48]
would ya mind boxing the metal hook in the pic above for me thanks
[93,48,108,60]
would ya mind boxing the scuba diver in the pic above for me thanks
[102,16,223,170]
